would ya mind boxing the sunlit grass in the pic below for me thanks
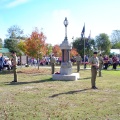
[0,67,120,120]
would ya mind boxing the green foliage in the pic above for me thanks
[17,40,26,55]
[112,42,120,49]
[4,38,21,55]
[111,30,120,49]
[46,44,53,56]
[0,38,2,48]
[111,30,120,43]
[72,37,95,57]
[7,25,23,38]
[95,33,111,55]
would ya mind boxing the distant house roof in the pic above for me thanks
[0,48,9,53]
[110,49,120,54]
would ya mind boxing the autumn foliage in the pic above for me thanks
[70,48,78,57]
[52,44,78,58]
[25,28,47,58]
[52,44,62,57]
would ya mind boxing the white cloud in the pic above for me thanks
[6,0,29,8]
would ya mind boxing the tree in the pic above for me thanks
[25,28,47,59]
[111,42,120,49]
[72,37,95,57]
[95,33,111,55]
[46,44,53,56]
[0,38,2,48]
[70,48,78,57]
[111,30,120,49]
[17,40,26,54]
[7,25,23,39]
[4,38,20,54]
[4,25,25,55]
[52,44,62,57]
[17,40,27,65]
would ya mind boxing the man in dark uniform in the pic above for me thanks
[76,54,82,72]
[50,54,56,74]
[12,52,18,82]
[89,51,99,89]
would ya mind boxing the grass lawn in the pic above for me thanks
[0,66,120,120]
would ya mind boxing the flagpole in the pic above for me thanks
[81,23,85,69]
[84,30,85,70]
[83,23,85,70]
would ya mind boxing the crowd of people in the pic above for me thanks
[0,52,120,88]
[1,53,120,71]
[75,52,120,89]
[73,54,120,70]
[103,54,120,70]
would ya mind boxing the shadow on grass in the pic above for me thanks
[79,77,91,80]
[49,88,91,98]
[5,78,55,85]
[0,70,13,74]
[4,76,92,86]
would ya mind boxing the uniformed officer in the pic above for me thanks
[50,54,56,74]
[89,51,99,89]
[12,52,18,82]
[98,54,103,77]
[76,54,82,72]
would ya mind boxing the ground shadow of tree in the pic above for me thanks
[49,88,91,98]
[5,76,92,86]
[79,77,91,80]
[0,70,14,74]
[5,77,82,85]
[4,77,55,85]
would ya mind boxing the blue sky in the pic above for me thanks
[0,0,120,45]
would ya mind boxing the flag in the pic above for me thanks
[85,40,89,46]
[85,31,91,46]
[88,30,91,40]
[72,36,74,40]
[81,24,85,39]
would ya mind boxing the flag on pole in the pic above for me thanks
[88,30,91,40]
[86,30,91,46]
[81,24,85,39]
[72,36,74,40]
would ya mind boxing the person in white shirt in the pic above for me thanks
[6,59,12,70]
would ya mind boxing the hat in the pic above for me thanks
[93,51,97,54]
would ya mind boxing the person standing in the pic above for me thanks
[98,54,103,77]
[76,54,82,72]
[0,55,4,71]
[89,52,99,89]
[112,54,117,70]
[83,55,88,69]
[103,55,109,69]
[50,54,56,74]
[12,52,18,82]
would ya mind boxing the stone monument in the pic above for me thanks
[52,17,80,80]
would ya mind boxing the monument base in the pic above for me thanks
[52,73,80,81]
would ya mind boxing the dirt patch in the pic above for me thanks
[18,68,51,75]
